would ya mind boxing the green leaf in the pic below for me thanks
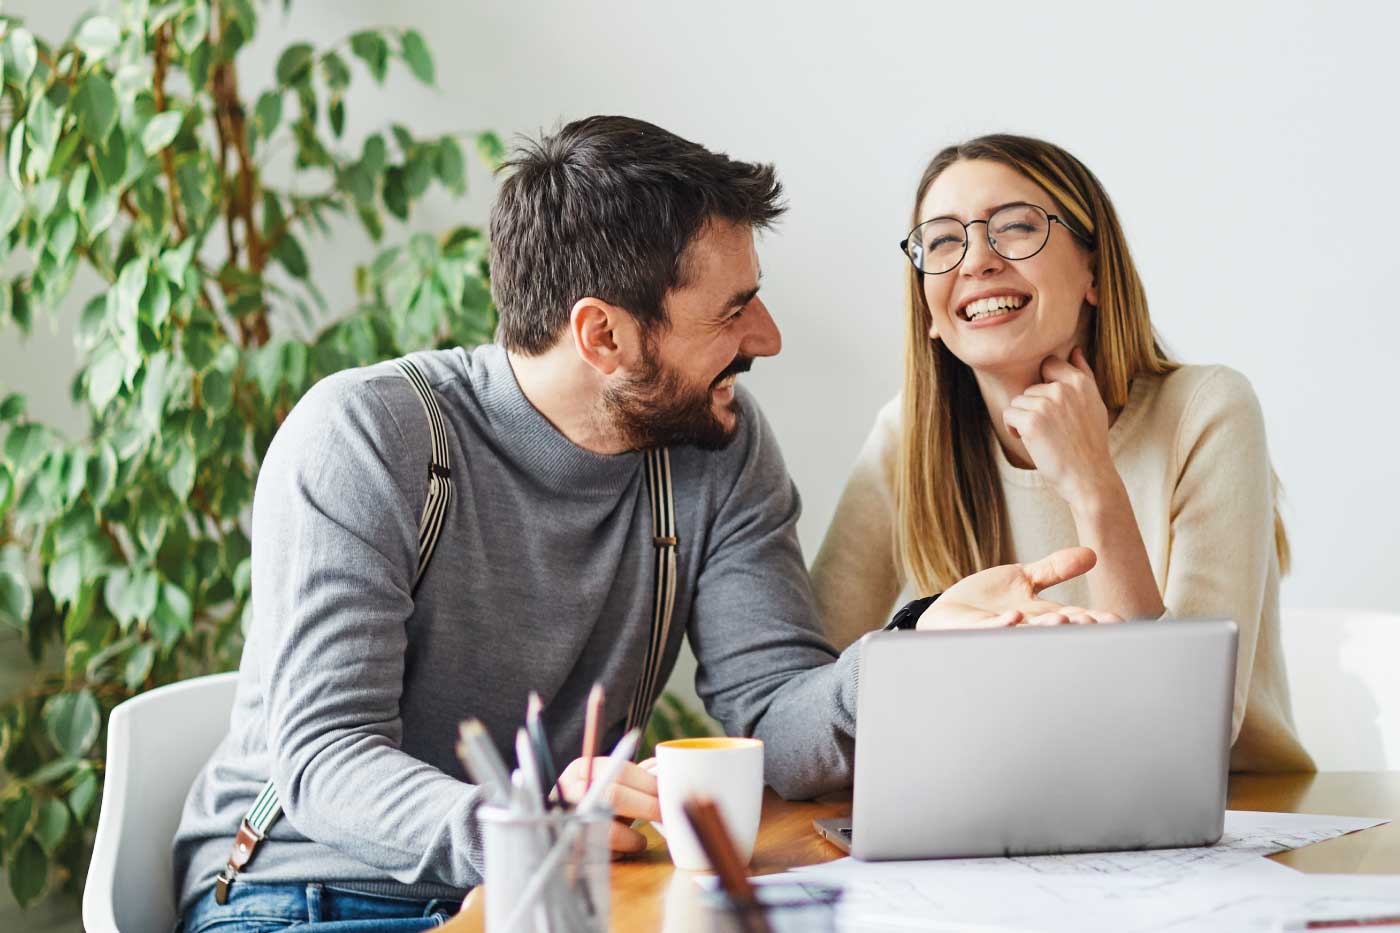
[62,448,90,505]
[0,568,32,629]
[32,801,70,856]
[329,99,345,138]
[168,443,196,500]
[175,3,210,55]
[141,275,172,330]
[201,370,232,414]
[47,213,78,264]
[350,31,389,83]
[276,42,315,86]
[104,568,159,630]
[87,345,125,413]
[87,442,118,506]
[142,111,183,156]
[151,582,192,652]
[68,768,99,823]
[8,838,47,906]
[435,138,466,194]
[476,131,506,170]
[25,95,60,176]
[383,166,408,220]
[116,260,148,325]
[27,757,79,785]
[4,423,51,474]
[91,125,128,188]
[254,91,283,140]
[361,134,387,174]
[0,176,24,238]
[273,232,309,279]
[2,790,33,844]
[46,550,82,608]
[0,464,13,517]
[83,189,119,237]
[43,690,101,758]
[4,28,38,86]
[399,29,435,84]
[322,51,351,91]
[74,73,119,145]
[159,239,196,284]
[75,15,122,62]
[7,121,25,189]
[123,642,155,689]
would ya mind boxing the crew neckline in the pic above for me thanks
[466,343,643,495]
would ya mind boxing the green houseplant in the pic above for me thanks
[0,0,501,907]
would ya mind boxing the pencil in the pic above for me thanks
[682,796,770,933]
[581,683,604,794]
[525,692,560,805]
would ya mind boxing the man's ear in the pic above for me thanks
[570,297,642,376]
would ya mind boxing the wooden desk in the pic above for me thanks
[446,771,1400,931]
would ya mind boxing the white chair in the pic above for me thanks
[83,672,240,933]
[1281,608,1400,770]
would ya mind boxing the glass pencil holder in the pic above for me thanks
[701,880,843,933]
[480,803,611,933]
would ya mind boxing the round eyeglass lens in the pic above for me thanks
[907,219,968,274]
[987,204,1051,261]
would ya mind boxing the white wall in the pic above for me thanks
[4,0,1397,622]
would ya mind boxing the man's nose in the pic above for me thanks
[960,222,1006,277]
[742,297,782,358]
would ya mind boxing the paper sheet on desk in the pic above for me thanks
[793,811,1389,888]
[746,860,1400,933]
[713,811,1392,932]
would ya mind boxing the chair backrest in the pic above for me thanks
[1281,608,1400,770]
[83,672,240,933]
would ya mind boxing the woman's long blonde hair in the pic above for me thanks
[895,134,1289,592]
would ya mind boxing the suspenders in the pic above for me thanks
[215,357,678,903]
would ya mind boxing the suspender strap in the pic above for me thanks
[625,448,679,739]
[216,358,451,904]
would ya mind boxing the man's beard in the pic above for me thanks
[604,349,752,452]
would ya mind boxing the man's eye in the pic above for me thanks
[728,308,746,322]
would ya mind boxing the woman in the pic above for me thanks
[812,134,1312,772]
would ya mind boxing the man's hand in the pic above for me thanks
[916,547,1123,630]
[556,756,660,855]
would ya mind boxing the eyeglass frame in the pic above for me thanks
[899,201,1095,275]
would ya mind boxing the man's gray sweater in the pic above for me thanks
[172,344,860,912]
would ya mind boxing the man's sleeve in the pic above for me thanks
[686,395,861,801]
[251,371,487,886]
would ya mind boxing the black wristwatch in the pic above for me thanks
[884,593,942,631]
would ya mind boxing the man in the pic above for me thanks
[172,115,1105,929]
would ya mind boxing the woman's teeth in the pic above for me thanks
[963,295,1027,322]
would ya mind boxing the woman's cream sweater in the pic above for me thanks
[812,364,1313,772]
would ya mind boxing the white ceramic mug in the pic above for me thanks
[653,737,764,871]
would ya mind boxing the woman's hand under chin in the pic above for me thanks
[1002,346,1121,511]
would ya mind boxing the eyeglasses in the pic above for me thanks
[899,202,1093,275]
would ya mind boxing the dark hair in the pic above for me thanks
[489,116,786,355]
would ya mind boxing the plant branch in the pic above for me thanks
[153,26,188,240]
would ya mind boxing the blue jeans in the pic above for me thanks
[177,881,461,932]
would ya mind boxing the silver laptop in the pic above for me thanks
[817,619,1236,860]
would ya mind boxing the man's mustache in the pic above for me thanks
[712,356,754,388]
